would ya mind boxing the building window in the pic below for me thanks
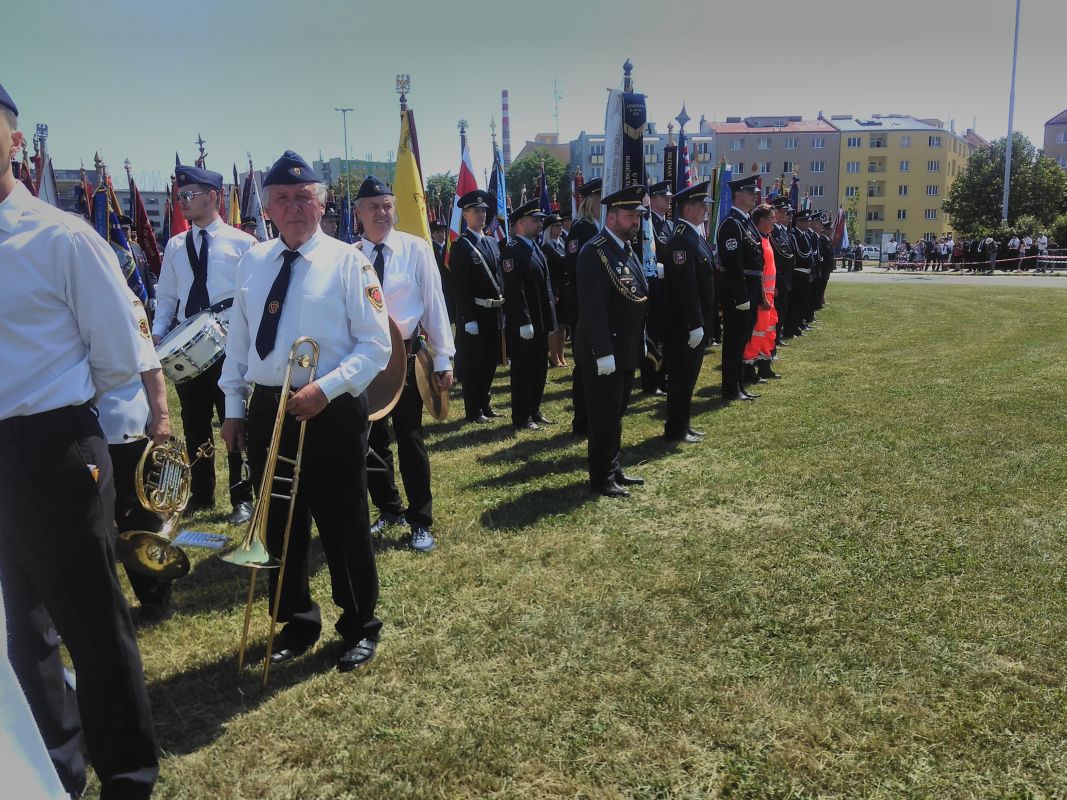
[647,171,658,182]
[695,141,710,155]
[898,184,909,196]
[897,209,908,220]
[929,135,942,147]
[926,184,939,196]
[844,185,858,198]
[784,137,798,150]
[758,137,772,150]
[846,161,861,173]
[782,161,794,173]
[1059,156,1067,168]
[759,162,772,174]
[847,136,862,148]
[866,210,883,222]
[810,161,825,173]
[900,135,911,148]
[810,186,824,197]
[731,138,744,151]
[870,136,886,148]
[811,136,826,149]
[589,143,604,164]
[928,160,940,171]
[924,208,937,220]
[591,167,603,178]
[900,160,910,172]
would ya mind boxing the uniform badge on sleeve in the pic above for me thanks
[567,240,578,253]
[138,318,151,339]
[503,258,514,273]
[725,239,738,251]
[366,285,384,312]
[673,250,686,264]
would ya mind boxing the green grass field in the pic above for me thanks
[94,283,1065,799]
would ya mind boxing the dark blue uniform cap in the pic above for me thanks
[458,189,496,210]
[175,165,223,192]
[771,196,793,210]
[648,180,673,197]
[673,181,711,205]
[356,175,393,199]
[601,184,648,211]
[509,199,547,225]
[577,177,602,199]
[727,174,759,193]
[0,83,17,117]
[263,150,321,187]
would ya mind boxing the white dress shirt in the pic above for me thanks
[97,290,162,444]
[0,183,146,420]
[356,228,456,372]
[220,228,392,419]
[153,215,257,338]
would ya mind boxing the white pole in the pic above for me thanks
[1001,0,1021,222]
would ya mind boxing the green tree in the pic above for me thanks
[845,193,861,248]
[505,151,570,211]
[424,172,457,221]
[943,132,1067,237]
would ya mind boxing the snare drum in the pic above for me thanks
[156,309,228,384]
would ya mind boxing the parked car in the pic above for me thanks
[862,245,881,261]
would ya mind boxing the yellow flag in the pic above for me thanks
[229,185,241,227]
[394,109,431,243]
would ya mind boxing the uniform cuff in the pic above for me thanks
[224,396,248,419]
[315,370,347,402]
[432,355,453,373]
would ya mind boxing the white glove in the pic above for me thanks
[736,301,751,311]
[464,321,479,335]
[519,324,534,340]
[656,263,665,279]
[596,355,616,376]
[688,327,704,349]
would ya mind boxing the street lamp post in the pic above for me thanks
[335,107,353,217]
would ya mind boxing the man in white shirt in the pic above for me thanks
[0,84,158,799]
[154,165,257,523]
[354,176,455,554]
[220,151,391,672]
[1036,232,1049,272]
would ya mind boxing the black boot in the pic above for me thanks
[757,360,780,380]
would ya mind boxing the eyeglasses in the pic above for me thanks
[176,190,208,203]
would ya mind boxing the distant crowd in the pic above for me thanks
[840,232,1062,274]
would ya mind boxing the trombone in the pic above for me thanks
[221,336,319,688]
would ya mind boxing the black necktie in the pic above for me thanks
[186,229,209,315]
[372,242,385,282]
[255,249,300,359]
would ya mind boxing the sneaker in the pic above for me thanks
[409,526,436,552]
[370,513,407,537]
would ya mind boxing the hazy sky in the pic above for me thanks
[4,0,1063,188]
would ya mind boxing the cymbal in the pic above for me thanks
[414,345,449,422]
[367,317,406,422]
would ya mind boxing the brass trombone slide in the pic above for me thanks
[220,336,319,688]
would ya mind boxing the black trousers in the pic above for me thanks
[786,278,810,336]
[722,304,757,398]
[173,357,251,507]
[580,364,636,486]
[664,326,704,438]
[804,278,820,322]
[774,288,791,347]
[109,439,172,609]
[571,363,587,434]
[459,314,502,419]
[367,356,433,529]
[247,388,380,646]
[640,276,667,394]
[507,329,549,426]
[0,404,158,800]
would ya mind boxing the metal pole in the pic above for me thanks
[1001,0,1021,222]
[336,107,353,215]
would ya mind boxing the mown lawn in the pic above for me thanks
[92,283,1065,798]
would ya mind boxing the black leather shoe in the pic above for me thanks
[338,638,377,672]
[740,387,760,399]
[514,420,540,431]
[688,428,705,437]
[483,408,501,418]
[229,501,253,525]
[532,414,554,425]
[735,392,755,402]
[467,414,490,424]
[269,641,311,665]
[594,481,630,498]
[615,473,645,486]
[759,367,781,380]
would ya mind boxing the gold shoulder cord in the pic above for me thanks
[597,247,647,305]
